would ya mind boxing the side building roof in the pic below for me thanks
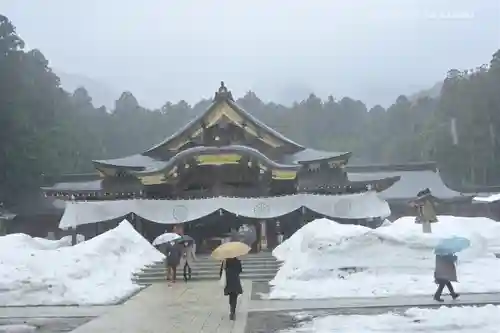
[346,162,467,202]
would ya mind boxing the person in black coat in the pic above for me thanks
[219,257,243,320]
[165,241,182,283]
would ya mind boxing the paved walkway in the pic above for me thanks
[248,292,500,312]
[69,281,251,333]
[35,280,497,332]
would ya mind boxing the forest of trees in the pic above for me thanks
[1,15,500,207]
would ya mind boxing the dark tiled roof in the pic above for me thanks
[94,147,351,172]
[346,162,438,173]
[93,145,302,175]
[42,174,144,194]
[93,154,168,172]
[43,180,104,192]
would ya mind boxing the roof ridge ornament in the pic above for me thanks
[214,81,234,102]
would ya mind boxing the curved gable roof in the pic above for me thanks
[144,84,304,155]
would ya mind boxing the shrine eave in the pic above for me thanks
[299,175,401,194]
[93,145,303,177]
[41,179,144,197]
[93,148,350,175]
[144,96,305,155]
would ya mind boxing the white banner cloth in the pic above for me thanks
[59,192,390,229]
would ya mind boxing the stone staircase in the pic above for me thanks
[133,251,281,285]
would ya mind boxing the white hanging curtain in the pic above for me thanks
[58,192,390,229]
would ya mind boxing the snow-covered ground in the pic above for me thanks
[270,216,500,299]
[0,220,164,306]
[0,324,36,333]
[282,305,500,333]
[0,234,85,252]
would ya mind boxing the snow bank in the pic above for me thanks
[0,325,36,333]
[0,234,84,252]
[474,193,500,203]
[270,216,500,299]
[283,305,500,333]
[0,220,164,306]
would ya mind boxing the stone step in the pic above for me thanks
[196,256,278,262]
[147,258,279,267]
[133,272,277,285]
[145,261,280,270]
[140,265,280,273]
[135,252,280,285]
[147,258,280,268]
[148,253,275,260]
[136,266,278,277]
[140,266,280,275]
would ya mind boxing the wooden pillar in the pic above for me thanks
[71,226,78,245]
[252,221,261,253]
[266,219,278,250]
[135,216,143,235]
[260,220,267,251]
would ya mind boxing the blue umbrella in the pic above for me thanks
[434,236,471,255]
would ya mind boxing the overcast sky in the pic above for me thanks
[3,0,499,108]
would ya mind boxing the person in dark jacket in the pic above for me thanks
[219,257,243,320]
[166,241,182,283]
[434,254,460,302]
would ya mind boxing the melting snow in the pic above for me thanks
[0,220,164,306]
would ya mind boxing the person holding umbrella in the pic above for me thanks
[433,236,469,302]
[152,231,182,283]
[178,235,196,282]
[213,241,250,321]
[166,241,182,283]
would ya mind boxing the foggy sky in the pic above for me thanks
[3,0,499,108]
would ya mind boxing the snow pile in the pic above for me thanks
[282,305,500,333]
[0,220,164,306]
[0,325,36,333]
[0,234,84,252]
[270,216,500,299]
[474,193,500,203]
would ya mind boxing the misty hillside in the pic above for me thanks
[409,82,443,101]
[3,9,500,207]
[56,69,443,111]
[56,70,118,109]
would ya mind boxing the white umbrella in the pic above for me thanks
[153,232,181,246]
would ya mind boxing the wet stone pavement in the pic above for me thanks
[0,305,117,333]
[251,281,271,300]
[0,317,93,333]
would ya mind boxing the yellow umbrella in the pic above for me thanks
[212,241,251,260]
